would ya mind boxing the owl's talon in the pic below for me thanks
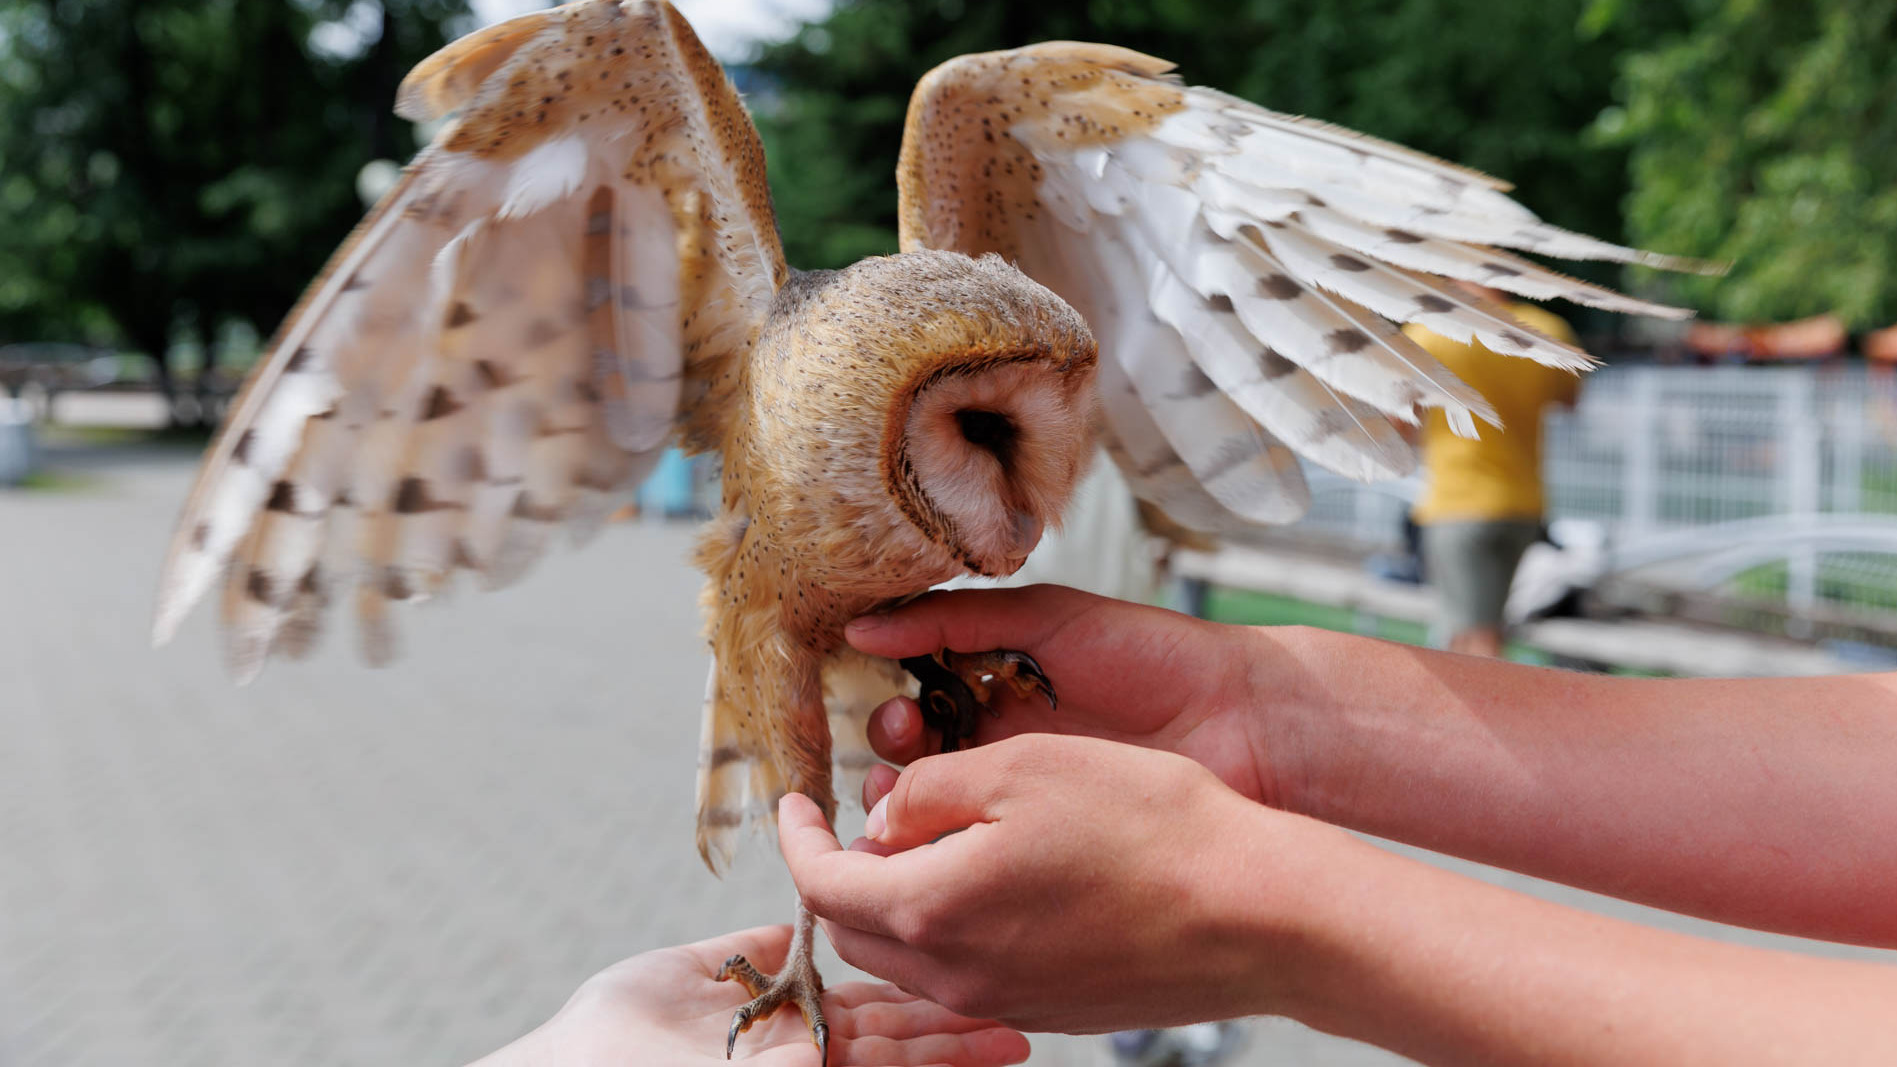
[995,651,1057,712]
[717,942,827,1063]
[900,647,1057,751]
[717,953,768,996]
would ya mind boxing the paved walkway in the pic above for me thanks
[2,448,1892,1066]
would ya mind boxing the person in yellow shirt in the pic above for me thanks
[1404,286,1582,657]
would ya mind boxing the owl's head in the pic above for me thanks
[899,342,1098,576]
[790,251,1098,581]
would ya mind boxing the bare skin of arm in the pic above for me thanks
[788,585,1897,1061]
[1251,619,1897,947]
[843,584,1897,947]
[781,739,1897,1064]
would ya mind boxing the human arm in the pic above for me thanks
[845,585,1897,947]
[462,925,1028,1067]
[783,736,1897,1063]
[1248,623,1897,948]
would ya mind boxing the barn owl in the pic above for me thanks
[153,1,1708,1059]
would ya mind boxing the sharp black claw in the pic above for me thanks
[1015,654,1056,711]
[815,1021,829,1066]
[901,648,1059,749]
[726,1012,742,1059]
[925,689,956,720]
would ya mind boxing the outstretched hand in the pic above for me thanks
[464,925,1030,1066]
[782,735,1317,1034]
[846,585,1278,805]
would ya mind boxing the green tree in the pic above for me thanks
[1595,0,1897,328]
[0,0,470,424]
[751,0,1692,315]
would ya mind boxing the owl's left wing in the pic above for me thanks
[898,43,1712,531]
[154,0,784,681]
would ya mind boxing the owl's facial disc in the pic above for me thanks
[953,408,1045,554]
[902,357,1091,577]
[954,409,1017,460]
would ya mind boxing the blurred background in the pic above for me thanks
[2,0,1896,1064]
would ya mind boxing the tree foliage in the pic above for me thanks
[0,0,470,419]
[750,0,1692,298]
[8,0,1889,423]
[1595,0,1897,328]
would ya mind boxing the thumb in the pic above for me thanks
[865,749,1005,851]
[778,791,854,871]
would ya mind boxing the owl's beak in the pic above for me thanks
[1000,509,1044,570]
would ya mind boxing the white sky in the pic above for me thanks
[469,0,836,61]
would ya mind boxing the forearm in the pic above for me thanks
[1251,812,1897,1066]
[1248,626,1897,945]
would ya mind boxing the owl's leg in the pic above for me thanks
[899,648,1056,752]
[718,899,828,1063]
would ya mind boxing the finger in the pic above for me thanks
[866,749,1004,849]
[823,982,1007,1038]
[779,793,933,937]
[862,761,901,812]
[829,1028,1031,1066]
[847,835,904,858]
[867,697,936,766]
[822,981,961,1013]
[822,921,941,1000]
[844,585,1092,661]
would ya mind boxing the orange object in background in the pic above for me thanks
[1684,314,1847,362]
[1865,325,1897,364]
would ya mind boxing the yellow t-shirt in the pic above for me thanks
[1406,304,1581,524]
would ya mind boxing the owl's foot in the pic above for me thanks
[899,648,1056,752]
[719,901,828,1064]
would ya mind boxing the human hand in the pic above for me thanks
[845,586,1274,803]
[464,925,1031,1066]
[781,735,1319,1034]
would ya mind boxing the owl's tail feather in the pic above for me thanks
[695,658,788,876]
[824,649,914,817]
[693,651,912,876]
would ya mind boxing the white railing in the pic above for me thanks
[1280,364,1897,625]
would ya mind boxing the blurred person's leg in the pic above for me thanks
[1423,519,1540,658]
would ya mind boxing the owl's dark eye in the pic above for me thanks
[955,408,1017,461]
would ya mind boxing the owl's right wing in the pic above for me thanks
[897,44,1715,531]
[153,0,783,681]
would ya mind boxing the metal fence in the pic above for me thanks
[1279,363,1897,632]
[1545,364,1897,533]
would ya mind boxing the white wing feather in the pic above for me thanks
[899,47,1709,528]
[1024,204,1310,526]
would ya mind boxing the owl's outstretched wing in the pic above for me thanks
[154,0,783,681]
[897,43,1713,531]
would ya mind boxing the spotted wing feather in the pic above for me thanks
[154,0,781,682]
